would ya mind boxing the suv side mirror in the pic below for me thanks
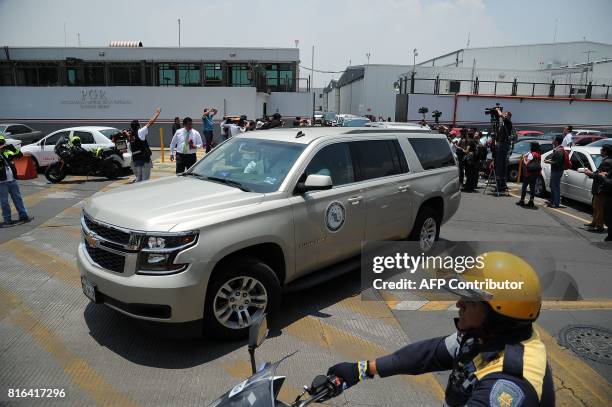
[297,174,333,194]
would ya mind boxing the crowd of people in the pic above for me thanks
[435,119,612,242]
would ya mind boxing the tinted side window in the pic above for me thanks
[351,140,403,181]
[15,125,31,134]
[6,125,21,134]
[73,131,95,144]
[570,152,589,171]
[46,131,70,145]
[305,143,355,186]
[408,138,455,170]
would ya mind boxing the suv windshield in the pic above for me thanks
[99,128,121,139]
[190,137,306,193]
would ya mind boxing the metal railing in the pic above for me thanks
[397,73,612,99]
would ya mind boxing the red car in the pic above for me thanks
[517,130,544,138]
[572,135,606,146]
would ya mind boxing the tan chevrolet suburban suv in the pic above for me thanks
[78,127,460,338]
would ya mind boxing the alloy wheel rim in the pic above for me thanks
[213,276,268,330]
[420,217,437,251]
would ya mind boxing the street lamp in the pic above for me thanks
[413,48,418,74]
[294,39,299,48]
[366,52,371,65]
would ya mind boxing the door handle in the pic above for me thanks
[347,196,362,205]
[398,185,410,192]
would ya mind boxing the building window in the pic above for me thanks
[229,63,251,87]
[0,64,13,85]
[449,80,461,93]
[158,63,176,86]
[16,66,38,86]
[109,64,142,86]
[67,67,79,86]
[38,67,59,86]
[204,63,223,86]
[279,64,294,91]
[178,64,200,86]
[83,64,105,86]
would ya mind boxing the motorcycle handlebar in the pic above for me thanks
[292,375,345,407]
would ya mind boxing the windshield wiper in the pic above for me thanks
[205,176,252,192]
[180,172,207,180]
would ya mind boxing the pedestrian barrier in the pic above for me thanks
[14,154,38,180]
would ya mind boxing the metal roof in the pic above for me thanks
[336,67,365,87]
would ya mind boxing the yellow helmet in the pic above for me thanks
[446,251,542,322]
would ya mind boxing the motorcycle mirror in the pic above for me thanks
[249,313,268,349]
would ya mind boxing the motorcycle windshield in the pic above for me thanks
[208,361,282,407]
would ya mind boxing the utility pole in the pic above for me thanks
[178,18,181,47]
[63,22,67,47]
[366,52,371,65]
[311,45,315,90]
[77,33,81,47]
[413,48,418,74]
[583,50,595,84]
[553,18,558,43]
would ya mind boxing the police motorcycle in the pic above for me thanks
[209,315,345,407]
[45,136,124,183]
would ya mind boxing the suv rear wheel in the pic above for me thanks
[203,257,280,339]
[409,207,441,252]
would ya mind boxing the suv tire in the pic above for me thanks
[534,176,546,197]
[203,256,281,339]
[409,207,440,252]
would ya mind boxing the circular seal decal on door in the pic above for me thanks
[325,201,346,232]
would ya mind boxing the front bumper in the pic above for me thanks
[78,243,208,323]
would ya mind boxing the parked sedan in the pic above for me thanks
[0,123,43,145]
[537,146,601,204]
[21,126,132,171]
[586,138,612,148]
[573,135,606,146]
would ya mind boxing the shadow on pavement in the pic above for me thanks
[58,177,126,185]
[83,270,363,369]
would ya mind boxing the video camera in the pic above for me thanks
[418,107,429,115]
[484,103,503,118]
[432,110,442,123]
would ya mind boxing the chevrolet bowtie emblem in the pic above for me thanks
[85,231,99,248]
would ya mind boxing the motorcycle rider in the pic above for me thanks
[328,252,554,406]
[0,134,31,226]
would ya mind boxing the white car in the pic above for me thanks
[21,126,132,170]
[3,137,22,149]
[537,146,603,204]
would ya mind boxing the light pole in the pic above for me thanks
[413,48,418,74]
[294,39,299,48]
[178,18,181,47]
[366,52,371,65]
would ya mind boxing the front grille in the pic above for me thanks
[86,246,125,273]
[84,216,131,245]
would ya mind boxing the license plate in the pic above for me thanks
[81,277,97,302]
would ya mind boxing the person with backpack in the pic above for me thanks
[544,135,566,208]
[516,142,541,208]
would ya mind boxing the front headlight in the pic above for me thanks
[138,232,198,275]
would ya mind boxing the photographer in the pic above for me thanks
[455,129,468,186]
[494,108,513,193]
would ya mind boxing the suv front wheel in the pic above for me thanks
[409,207,441,252]
[203,257,281,339]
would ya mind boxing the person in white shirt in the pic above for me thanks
[221,118,247,138]
[130,107,161,183]
[561,125,574,148]
[170,117,203,173]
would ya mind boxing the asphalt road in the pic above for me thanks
[0,163,611,406]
